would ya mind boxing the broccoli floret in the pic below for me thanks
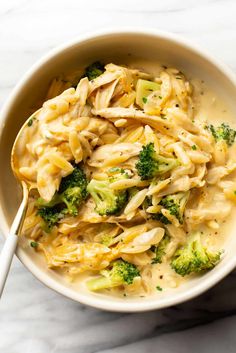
[171,232,222,276]
[37,206,65,231]
[208,123,236,146]
[136,143,179,180]
[100,234,113,246]
[160,191,189,224]
[151,234,170,264]
[142,195,171,224]
[150,192,189,225]
[87,171,129,216]
[142,195,152,210]
[59,164,88,198]
[152,213,171,224]
[37,193,62,208]
[87,179,128,216]
[60,186,85,216]
[59,164,88,215]
[86,260,140,291]
[37,164,88,230]
[84,61,105,81]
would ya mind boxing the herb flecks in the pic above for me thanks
[142,97,147,104]
[30,241,38,248]
[27,116,36,127]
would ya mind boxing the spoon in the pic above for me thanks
[0,110,40,297]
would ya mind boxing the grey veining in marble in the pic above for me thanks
[1,0,236,352]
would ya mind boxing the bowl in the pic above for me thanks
[1,29,236,312]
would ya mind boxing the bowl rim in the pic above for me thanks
[1,27,236,312]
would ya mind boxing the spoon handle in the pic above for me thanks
[0,183,28,298]
[0,234,18,297]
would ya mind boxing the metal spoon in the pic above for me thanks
[0,110,40,297]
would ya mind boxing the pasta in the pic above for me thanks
[14,61,236,297]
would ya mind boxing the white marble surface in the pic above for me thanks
[1,0,236,352]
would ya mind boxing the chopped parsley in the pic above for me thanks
[191,145,197,150]
[27,117,36,127]
[142,97,147,104]
[30,241,38,248]
[156,285,163,291]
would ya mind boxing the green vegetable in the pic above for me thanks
[159,191,190,224]
[142,97,147,104]
[86,260,140,291]
[84,61,105,81]
[151,234,170,264]
[136,79,161,108]
[37,164,88,230]
[191,145,197,150]
[136,143,179,180]
[30,241,38,248]
[156,285,163,291]
[208,123,236,146]
[152,213,171,224]
[37,206,65,231]
[59,165,88,196]
[60,187,86,216]
[128,187,140,201]
[87,172,128,216]
[171,232,222,276]
[142,195,152,210]
[100,234,113,246]
[108,167,126,175]
[27,117,36,127]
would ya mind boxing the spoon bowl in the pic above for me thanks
[11,109,41,181]
[0,109,41,297]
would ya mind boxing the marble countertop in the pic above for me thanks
[1,0,236,352]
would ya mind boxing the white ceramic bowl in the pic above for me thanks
[1,29,236,312]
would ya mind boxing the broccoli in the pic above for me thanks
[128,187,140,201]
[37,206,65,231]
[37,164,88,230]
[142,195,171,224]
[150,192,189,225]
[152,212,171,224]
[87,179,128,216]
[159,191,189,224]
[171,232,222,276]
[100,234,113,247]
[208,123,236,146]
[136,143,179,180]
[87,171,129,216]
[151,234,170,264]
[58,166,88,215]
[86,260,140,291]
[60,187,85,216]
[108,167,126,175]
[84,61,105,81]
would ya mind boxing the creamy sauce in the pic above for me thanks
[58,59,236,297]
[22,59,236,298]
